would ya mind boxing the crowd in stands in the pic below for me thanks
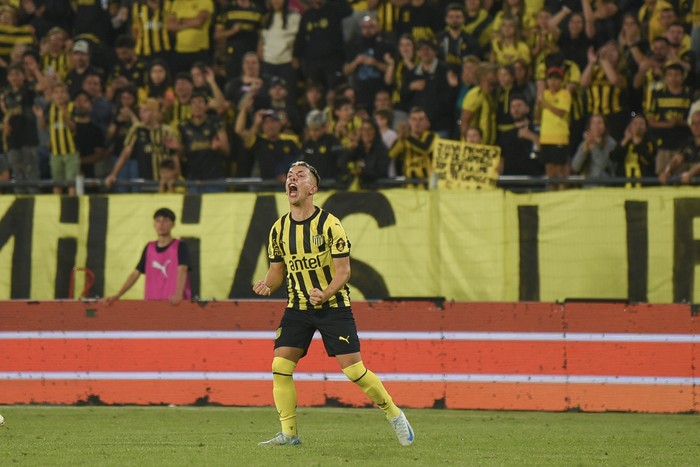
[0,0,699,193]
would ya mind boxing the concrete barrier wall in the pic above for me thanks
[1,300,698,413]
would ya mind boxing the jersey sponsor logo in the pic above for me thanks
[288,254,323,272]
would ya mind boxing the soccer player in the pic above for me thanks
[104,207,191,304]
[253,161,414,447]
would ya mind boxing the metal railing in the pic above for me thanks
[0,175,690,193]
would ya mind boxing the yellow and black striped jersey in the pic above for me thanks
[268,207,352,311]
[132,0,171,57]
[48,102,76,156]
[0,23,34,62]
[462,86,496,145]
[388,130,436,187]
[41,51,71,81]
[166,98,192,126]
[585,65,626,116]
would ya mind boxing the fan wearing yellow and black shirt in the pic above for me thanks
[460,63,497,144]
[131,0,172,62]
[389,106,436,188]
[253,161,414,447]
[35,83,78,195]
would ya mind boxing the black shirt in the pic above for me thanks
[179,116,227,180]
[300,133,346,181]
[2,84,39,149]
[76,119,106,178]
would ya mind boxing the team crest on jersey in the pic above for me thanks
[312,234,324,247]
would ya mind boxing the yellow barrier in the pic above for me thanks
[0,188,699,302]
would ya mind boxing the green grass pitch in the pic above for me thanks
[1,406,699,466]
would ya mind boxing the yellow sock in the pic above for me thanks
[343,361,401,419]
[272,357,298,436]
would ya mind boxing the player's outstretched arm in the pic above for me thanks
[103,270,141,305]
[253,262,285,296]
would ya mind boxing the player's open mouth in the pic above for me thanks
[288,184,298,195]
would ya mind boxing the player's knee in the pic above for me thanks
[272,356,297,376]
[342,361,367,382]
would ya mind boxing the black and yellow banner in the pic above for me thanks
[2,189,700,303]
[432,138,501,190]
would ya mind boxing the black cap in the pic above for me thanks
[154,207,176,222]
[270,76,287,87]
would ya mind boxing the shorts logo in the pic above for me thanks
[312,234,324,247]
[335,238,346,252]
[339,335,350,344]
[276,327,282,340]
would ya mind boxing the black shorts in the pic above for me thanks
[275,307,361,357]
[540,145,569,166]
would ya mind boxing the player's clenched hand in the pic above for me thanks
[309,288,324,306]
[253,280,272,296]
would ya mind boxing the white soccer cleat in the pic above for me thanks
[258,432,301,446]
[389,410,415,446]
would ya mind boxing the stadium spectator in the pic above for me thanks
[106,86,140,191]
[260,0,300,102]
[108,35,148,100]
[383,34,415,113]
[497,93,542,176]
[634,36,671,103]
[299,109,346,182]
[0,5,34,74]
[491,0,535,41]
[188,63,227,115]
[225,52,268,111]
[216,0,264,79]
[105,98,182,189]
[572,114,617,180]
[174,90,229,193]
[132,0,173,63]
[40,27,70,82]
[104,207,192,304]
[293,0,353,91]
[639,0,675,43]
[82,72,112,135]
[395,0,441,42]
[65,40,100,99]
[2,63,40,194]
[463,0,492,51]
[495,64,516,143]
[553,11,592,73]
[264,76,303,135]
[647,61,693,174]
[138,59,174,108]
[329,96,361,151]
[166,0,214,74]
[612,113,657,187]
[345,117,390,188]
[527,9,558,66]
[538,66,570,190]
[388,106,436,188]
[166,72,195,126]
[460,62,497,143]
[235,94,300,182]
[580,41,628,141]
[73,90,108,182]
[401,37,458,137]
[659,110,700,184]
[490,15,531,66]
[34,82,78,195]
[436,3,481,74]
[158,158,186,193]
[343,15,392,113]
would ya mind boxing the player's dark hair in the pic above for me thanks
[154,207,176,222]
[290,161,321,187]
